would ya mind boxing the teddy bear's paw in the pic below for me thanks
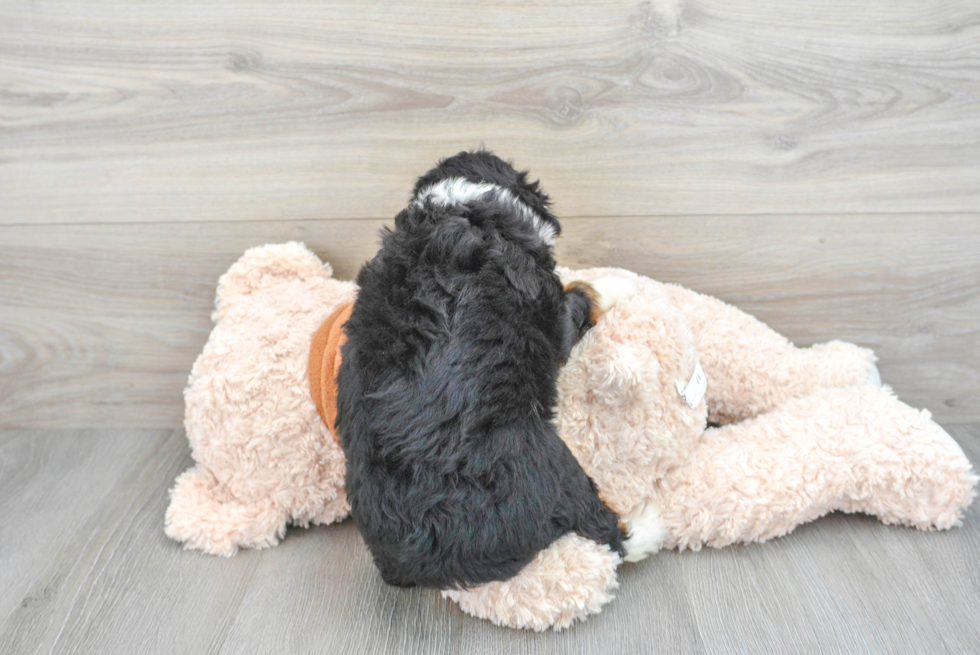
[867,363,882,386]
[442,534,620,631]
[164,466,289,556]
[590,275,641,315]
[622,502,667,563]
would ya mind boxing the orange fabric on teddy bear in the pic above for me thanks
[308,301,354,439]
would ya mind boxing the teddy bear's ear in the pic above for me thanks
[212,242,333,322]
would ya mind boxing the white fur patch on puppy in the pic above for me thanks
[417,177,498,206]
[414,177,558,246]
[622,502,667,562]
[589,275,641,313]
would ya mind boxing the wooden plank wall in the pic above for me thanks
[1,0,978,428]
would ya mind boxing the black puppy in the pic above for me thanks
[336,151,647,589]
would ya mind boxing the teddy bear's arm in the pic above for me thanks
[662,283,879,424]
[654,385,978,551]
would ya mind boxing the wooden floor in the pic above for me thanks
[0,427,977,654]
[2,0,979,652]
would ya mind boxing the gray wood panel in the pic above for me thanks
[0,430,263,655]
[2,0,979,225]
[3,0,978,651]
[0,219,387,430]
[0,427,977,653]
[0,430,158,623]
[2,215,977,429]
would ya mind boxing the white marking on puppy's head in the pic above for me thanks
[416,178,498,206]
[414,177,557,247]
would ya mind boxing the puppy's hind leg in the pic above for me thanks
[550,447,630,557]
[374,555,417,588]
[554,461,667,563]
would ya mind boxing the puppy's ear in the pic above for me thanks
[502,254,542,299]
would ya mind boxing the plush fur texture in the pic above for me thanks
[335,152,626,589]
[166,244,977,631]
[166,243,355,556]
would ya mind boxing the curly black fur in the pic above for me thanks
[336,151,625,589]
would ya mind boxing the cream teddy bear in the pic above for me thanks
[166,242,977,631]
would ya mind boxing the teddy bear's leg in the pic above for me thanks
[442,534,621,631]
[654,385,978,551]
[662,283,880,424]
[165,465,291,556]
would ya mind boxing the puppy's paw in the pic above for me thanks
[622,502,667,563]
[590,275,640,314]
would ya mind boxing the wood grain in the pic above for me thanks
[559,214,980,423]
[0,219,386,429]
[0,430,264,655]
[677,424,980,655]
[0,430,156,622]
[2,215,977,428]
[2,0,978,650]
[2,0,979,225]
[0,427,976,653]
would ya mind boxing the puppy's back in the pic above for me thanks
[337,194,588,586]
